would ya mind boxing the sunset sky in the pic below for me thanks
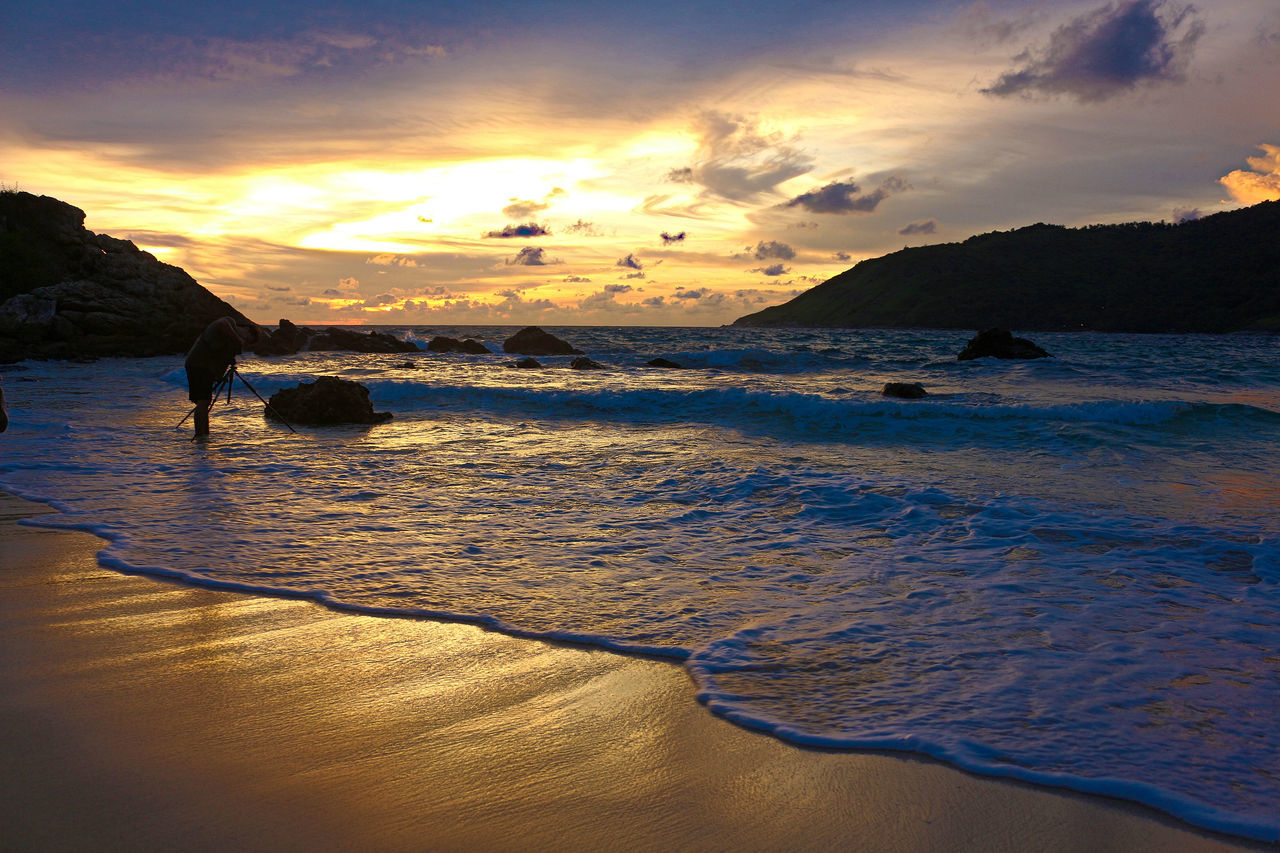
[3,0,1279,326]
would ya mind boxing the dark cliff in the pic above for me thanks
[0,191,252,361]
[733,201,1280,332]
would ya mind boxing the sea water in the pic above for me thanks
[1,326,1277,841]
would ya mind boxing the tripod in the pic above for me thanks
[177,364,297,435]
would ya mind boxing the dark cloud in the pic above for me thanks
[563,275,592,283]
[748,264,789,276]
[752,240,795,260]
[507,246,557,266]
[485,222,551,238]
[833,251,852,262]
[674,288,709,300]
[660,231,687,244]
[617,253,643,270]
[899,220,938,236]
[1172,207,1202,222]
[982,0,1204,103]
[604,284,633,294]
[622,271,646,280]
[784,176,908,214]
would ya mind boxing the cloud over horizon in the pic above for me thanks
[1219,144,1280,204]
[667,111,813,202]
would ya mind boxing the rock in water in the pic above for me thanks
[427,335,491,354]
[570,356,604,370]
[502,326,583,355]
[305,326,419,353]
[883,382,927,399]
[266,376,392,425]
[957,328,1051,361]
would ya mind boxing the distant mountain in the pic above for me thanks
[733,201,1280,332]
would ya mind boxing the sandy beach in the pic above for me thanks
[0,490,1269,853]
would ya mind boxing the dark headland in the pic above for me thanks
[733,201,1280,333]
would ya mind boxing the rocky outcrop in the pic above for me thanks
[0,191,251,362]
[427,335,490,354]
[248,318,420,356]
[957,328,1051,361]
[305,326,419,353]
[570,356,604,370]
[266,376,392,425]
[502,326,583,355]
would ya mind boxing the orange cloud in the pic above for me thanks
[1219,144,1280,204]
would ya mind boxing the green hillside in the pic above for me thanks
[733,201,1280,332]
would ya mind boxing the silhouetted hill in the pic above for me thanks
[733,201,1280,332]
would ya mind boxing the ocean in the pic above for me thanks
[1,325,1277,842]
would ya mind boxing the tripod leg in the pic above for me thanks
[234,370,298,433]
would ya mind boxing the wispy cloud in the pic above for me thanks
[667,110,812,202]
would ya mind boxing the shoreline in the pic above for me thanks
[0,489,1270,852]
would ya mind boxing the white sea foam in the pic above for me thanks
[1,327,1278,841]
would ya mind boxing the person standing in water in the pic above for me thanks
[184,317,263,437]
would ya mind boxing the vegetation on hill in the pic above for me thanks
[733,201,1280,332]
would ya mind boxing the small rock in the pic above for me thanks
[883,382,927,399]
[570,357,605,370]
[646,357,683,368]
[957,328,1051,361]
[514,357,542,369]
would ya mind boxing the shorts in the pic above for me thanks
[186,361,228,403]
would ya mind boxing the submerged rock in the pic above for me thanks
[502,326,583,355]
[957,328,1051,361]
[266,376,392,425]
[883,382,927,399]
[645,357,683,368]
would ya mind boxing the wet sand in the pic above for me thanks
[0,491,1269,852]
